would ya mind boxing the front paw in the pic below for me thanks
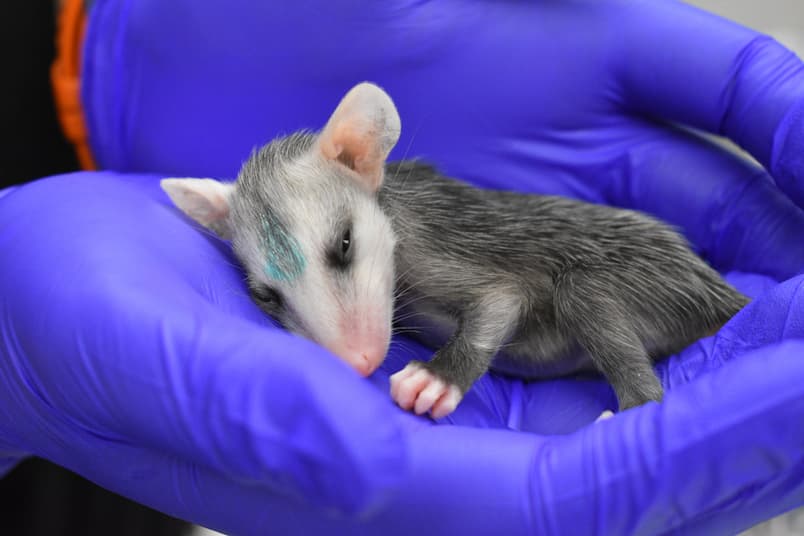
[389,361,463,419]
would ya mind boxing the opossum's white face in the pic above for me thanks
[228,144,397,377]
[161,82,401,376]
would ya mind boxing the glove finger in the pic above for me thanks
[44,339,804,536]
[535,339,804,535]
[593,125,804,281]
[606,0,804,205]
[46,416,539,536]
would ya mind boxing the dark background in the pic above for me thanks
[0,2,189,534]
[0,2,77,187]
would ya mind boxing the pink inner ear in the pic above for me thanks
[352,157,383,192]
[161,177,235,239]
[192,189,230,225]
[161,178,232,227]
[170,185,229,226]
[320,122,384,192]
[317,83,400,192]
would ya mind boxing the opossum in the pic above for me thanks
[161,82,748,419]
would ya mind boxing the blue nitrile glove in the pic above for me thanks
[85,1,804,233]
[0,172,804,535]
[0,0,800,533]
[0,170,801,535]
[0,174,409,516]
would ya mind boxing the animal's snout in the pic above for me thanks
[344,339,387,377]
[332,325,390,377]
[330,306,392,377]
[352,352,380,377]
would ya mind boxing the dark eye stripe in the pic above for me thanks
[327,225,353,270]
[252,285,283,308]
[341,228,351,255]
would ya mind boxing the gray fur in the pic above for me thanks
[224,131,748,411]
[225,131,384,336]
[381,161,748,409]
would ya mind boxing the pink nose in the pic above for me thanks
[332,325,390,377]
[352,352,380,377]
[353,354,371,376]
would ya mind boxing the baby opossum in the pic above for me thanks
[161,82,749,419]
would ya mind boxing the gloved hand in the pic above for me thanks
[2,0,799,533]
[0,173,410,516]
[85,0,804,281]
[0,170,802,535]
[0,172,804,534]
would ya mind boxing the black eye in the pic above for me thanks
[328,226,354,269]
[252,285,283,309]
[341,229,351,256]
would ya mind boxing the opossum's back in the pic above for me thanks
[381,161,697,271]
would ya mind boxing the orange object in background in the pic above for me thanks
[51,0,96,170]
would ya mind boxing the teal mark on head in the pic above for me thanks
[261,216,306,283]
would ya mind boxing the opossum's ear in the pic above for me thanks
[317,82,401,193]
[160,178,235,240]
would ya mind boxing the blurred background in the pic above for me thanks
[689,0,804,55]
[0,1,801,535]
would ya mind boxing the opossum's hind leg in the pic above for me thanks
[554,270,663,411]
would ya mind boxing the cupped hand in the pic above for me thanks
[0,173,410,518]
[0,165,800,534]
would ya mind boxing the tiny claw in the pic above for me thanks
[431,385,463,419]
[595,410,615,422]
[390,363,463,418]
